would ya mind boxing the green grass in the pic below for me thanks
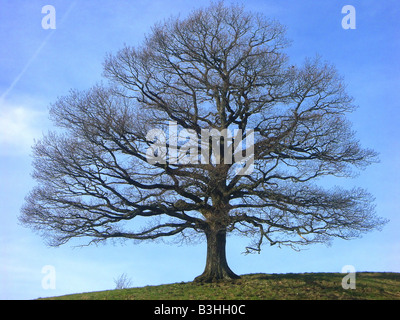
[40,272,400,300]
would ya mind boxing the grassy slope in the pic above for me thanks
[40,272,400,300]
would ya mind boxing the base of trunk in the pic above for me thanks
[194,268,241,283]
[194,227,241,283]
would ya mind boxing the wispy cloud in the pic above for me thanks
[0,31,55,102]
[0,101,48,156]
[0,1,78,101]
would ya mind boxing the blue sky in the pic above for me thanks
[1,0,399,299]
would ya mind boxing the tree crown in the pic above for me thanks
[21,2,386,258]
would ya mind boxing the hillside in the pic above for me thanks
[39,272,399,300]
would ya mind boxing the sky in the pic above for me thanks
[0,0,399,300]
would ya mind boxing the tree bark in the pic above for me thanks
[194,226,240,282]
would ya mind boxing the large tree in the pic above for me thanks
[21,2,386,282]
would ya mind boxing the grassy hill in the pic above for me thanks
[40,272,400,300]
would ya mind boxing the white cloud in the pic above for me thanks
[0,100,48,156]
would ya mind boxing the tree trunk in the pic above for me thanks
[194,226,240,282]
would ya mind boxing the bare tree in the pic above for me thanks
[20,2,387,282]
[114,273,132,290]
